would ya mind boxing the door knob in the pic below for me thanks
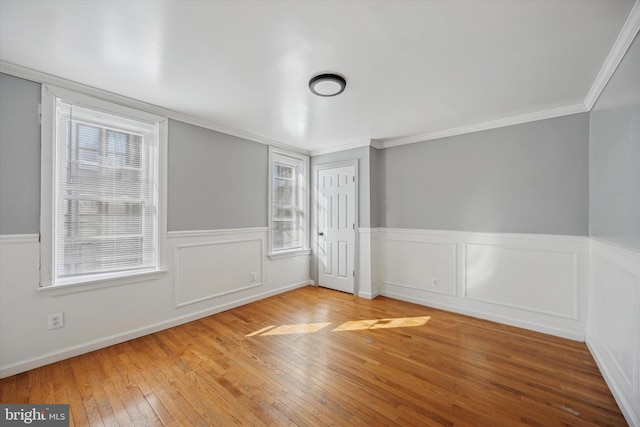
[318,232,324,236]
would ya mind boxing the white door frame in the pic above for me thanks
[313,159,359,294]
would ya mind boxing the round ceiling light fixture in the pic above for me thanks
[309,73,347,97]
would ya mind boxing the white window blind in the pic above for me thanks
[53,100,159,283]
[270,149,308,253]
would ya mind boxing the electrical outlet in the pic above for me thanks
[48,312,64,330]
[431,278,439,288]
[250,272,257,282]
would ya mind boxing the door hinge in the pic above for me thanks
[353,270,355,277]
[352,176,355,182]
[37,103,42,124]
[352,223,355,229]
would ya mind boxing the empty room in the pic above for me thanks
[0,0,639,425]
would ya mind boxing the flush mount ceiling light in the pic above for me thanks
[309,73,347,97]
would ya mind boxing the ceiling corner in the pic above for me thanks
[584,0,640,109]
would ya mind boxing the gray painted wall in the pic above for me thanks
[167,119,268,231]
[0,74,269,235]
[589,34,640,251]
[0,74,41,234]
[2,65,620,244]
[380,113,590,235]
[369,146,381,229]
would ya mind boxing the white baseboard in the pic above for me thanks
[0,280,311,379]
[357,290,380,300]
[0,228,312,379]
[378,228,589,341]
[379,289,585,341]
[2,226,638,426]
[587,239,640,426]
[587,337,640,427]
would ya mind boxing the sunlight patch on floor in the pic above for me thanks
[245,325,277,337]
[247,322,332,336]
[333,316,431,331]
[246,316,430,337]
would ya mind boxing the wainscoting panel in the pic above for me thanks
[587,239,640,426]
[464,243,578,319]
[0,228,310,378]
[175,238,263,307]
[379,229,588,340]
[383,239,456,296]
[590,256,636,388]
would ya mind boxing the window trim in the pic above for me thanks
[39,84,168,289]
[267,146,310,258]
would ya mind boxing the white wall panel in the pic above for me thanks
[0,228,310,378]
[379,229,588,340]
[175,238,263,307]
[383,239,456,296]
[590,256,636,387]
[587,239,640,426]
[357,228,380,299]
[464,244,578,318]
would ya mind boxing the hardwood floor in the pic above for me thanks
[0,286,626,426]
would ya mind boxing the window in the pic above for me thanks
[268,147,309,255]
[40,85,166,287]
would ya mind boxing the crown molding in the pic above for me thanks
[0,61,309,156]
[370,139,385,150]
[584,0,640,109]
[377,103,588,149]
[4,0,639,159]
[309,138,373,156]
[312,1,640,154]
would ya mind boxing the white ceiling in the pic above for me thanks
[0,0,637,153]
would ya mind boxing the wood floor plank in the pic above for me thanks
[100,345,161,427]
[113,346,176,426]
[56,360,90,427]
[68,356,106,427]
[0,286,627,426]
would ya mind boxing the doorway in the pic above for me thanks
[315,161,357,294]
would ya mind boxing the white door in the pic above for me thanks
[317,164,356,294]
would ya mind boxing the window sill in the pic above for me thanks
[37,268,168,296]
[268,249,311,260]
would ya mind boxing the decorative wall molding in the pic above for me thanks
[0,229,310,378]
[0,233,39,244]
[381,227,589,243]
[376,104,588,149]
[590,258,635,389]
[383,239,457,296]
[0,61,308,156]
[3,0,639,159]
[174,238,264,308]
[310,138,373,157]
[167,227,268,239]
[4,0,639,160]
[587,238,640,426]
[2,226,638,425]
[378,228,589,340]
[463,243,579,320]
[584,0,640,109]
[369,139,385,150]
[380,288,585,342]
[0,279,309,379]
